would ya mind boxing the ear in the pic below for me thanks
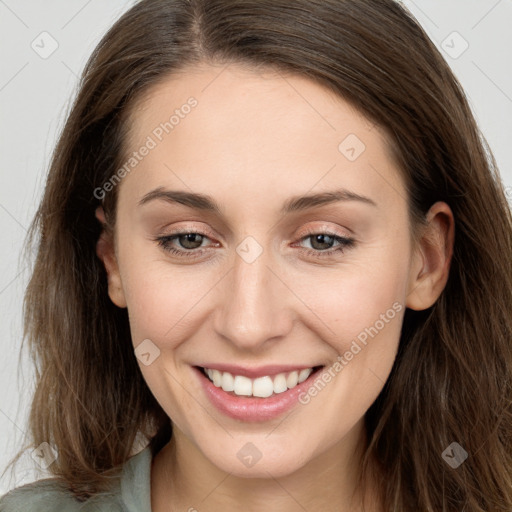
[406,201,455,311]
[95,206,127,308]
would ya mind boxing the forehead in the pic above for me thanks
[127,62,374,145]
[118,62,405,212]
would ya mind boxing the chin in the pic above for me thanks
[198,434,316,479]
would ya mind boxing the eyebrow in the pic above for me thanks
[138,186,377,214]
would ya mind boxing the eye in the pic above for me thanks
[169,232,205,250]
[294,230,356,259]
[154,228,356,261]
[154,230,218,259]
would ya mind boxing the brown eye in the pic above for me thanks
[294,231,356,260]
[155,230,213,258]
[176,233,204,250]
[308,234,337,251]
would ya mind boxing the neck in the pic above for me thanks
[151,420,384,512]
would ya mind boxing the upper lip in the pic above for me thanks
[196,364,323,379]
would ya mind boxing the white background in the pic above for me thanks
[1,0,511,494]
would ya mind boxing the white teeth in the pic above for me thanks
[253,376,274,398]
[221,372,234,392]
[203,366,317,397]
[273,373,288,394]
[233,375,252,396]
[212,369,222,387]
[298,368,313,383]
[286,371,299,388]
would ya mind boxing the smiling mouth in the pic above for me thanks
[198,365,324,398]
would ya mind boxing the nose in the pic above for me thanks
[213,243,294,352]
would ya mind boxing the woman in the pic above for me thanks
[1,0,511,510]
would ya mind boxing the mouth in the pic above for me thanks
[192,364,327,423]
[193,364,326,422]
[197,365,325,398]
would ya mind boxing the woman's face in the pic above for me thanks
[99,62,439,478]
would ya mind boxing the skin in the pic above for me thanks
[95,62,454,512]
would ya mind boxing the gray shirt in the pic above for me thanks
[0,445,152,511]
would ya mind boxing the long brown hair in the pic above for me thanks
[3,0,512,509]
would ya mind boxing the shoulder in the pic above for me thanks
[0,478,123,512]
[0,445,153,512]
[0,478,83,511]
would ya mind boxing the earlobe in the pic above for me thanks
[406,201,455,311]
[95,206,127,308]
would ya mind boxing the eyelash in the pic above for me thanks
[154,228,355,261]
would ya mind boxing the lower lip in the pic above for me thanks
[194,366,324,422]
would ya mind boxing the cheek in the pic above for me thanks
[121,263,213,345]
[296,247,409,346]
[290,265,406,443]
[116,230,228,355]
